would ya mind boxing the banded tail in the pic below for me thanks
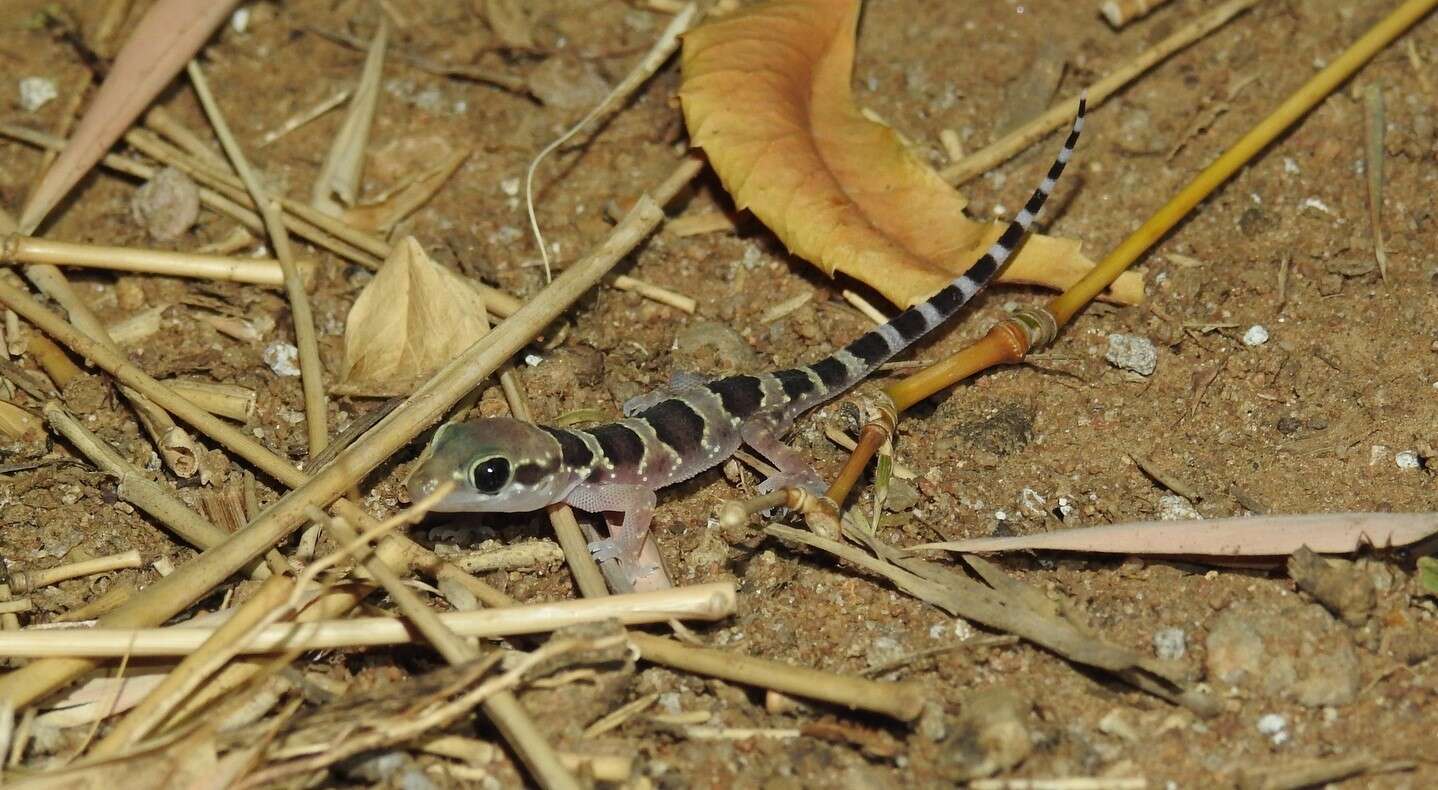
[773,96,1087,419]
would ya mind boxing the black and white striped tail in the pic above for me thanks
[785,96,1087,414]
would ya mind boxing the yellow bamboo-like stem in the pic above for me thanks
[1046,0,1437,326]
[884,321,1029,413]
[833,0,1438,505]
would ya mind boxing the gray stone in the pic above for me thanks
[1204,601,1361,707]
[1104,333,1157,376]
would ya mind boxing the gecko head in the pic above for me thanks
[406,419,571,512]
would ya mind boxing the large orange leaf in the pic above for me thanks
[679,0,1141,308]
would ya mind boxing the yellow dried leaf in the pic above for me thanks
[337,237,491,397]
[680,0,1142,308]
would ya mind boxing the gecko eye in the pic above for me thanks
[469,457,511,495]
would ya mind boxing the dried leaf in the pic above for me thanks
[342,147,469,233]
[679,0,1142,308]
[337,237,490,397]
[913,513,1438,558]
[19,0,239,232]
[312,22,388,216]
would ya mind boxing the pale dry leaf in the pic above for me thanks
[18,724,220,790]
[19,0,239,233]
[312,22,388,216]
[343,147,469,233]
[679,0,1143,308]
[337,237,491,397]
[912,512,1438,558]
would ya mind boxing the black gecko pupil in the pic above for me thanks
[470,457,511,494]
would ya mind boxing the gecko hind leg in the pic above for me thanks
[740,419,826,496]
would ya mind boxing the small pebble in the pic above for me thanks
[1256,713,1289,745]
[262,342,301,377]
[499,177,520,196]
[1395,450,1421,470]
[130,167,200,241]
[865,635,906,668]
[1158,494,1200,521]
[1152,627,1187,660]
[18,76,57,112]
[1104,333,1157,376]
[1242,325,1270,347]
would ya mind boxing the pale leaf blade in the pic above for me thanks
[19,0,240,232]
[912,513,1438,558]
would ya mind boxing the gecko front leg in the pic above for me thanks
[564,482,661,583]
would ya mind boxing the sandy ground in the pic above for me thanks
[1,0,1435,786]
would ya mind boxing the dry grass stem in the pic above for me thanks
[259,88,352,146]
[89,573,295,757]
[1101,0,1175,28]
[631,633,924,721]
[6,550,142,595]
[582,692,658,738]
[840,289,889,325]
[420,737,634,783]
[188,61,329,459]
[129,137,384,265]
[23,264,201,477]
[780,522,1219,715]
[939,0,1263,184]
[31,71,91,187]
[526,4,697,279]
[69,122,382,265]
[23,334,80,389]
[454,540,565,574]
[164,379,256,422]
[144,107,228,170]
[0,582,735,658]
[43,402,276,579]
[0,158,699,712]
[2,235,301,286]
[0,599,32,616]
[105,305,167,347]
[0,125,522,314]
[310,509,476,664]
[309,503,578,788]
[666,208,736,237]
[612,274,696,313]
[238,634,626,789]
[759,291,813,324]
[16,0,237,232]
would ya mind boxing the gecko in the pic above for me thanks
[407,100,1085,583]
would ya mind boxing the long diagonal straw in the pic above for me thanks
[825,0,1438,505]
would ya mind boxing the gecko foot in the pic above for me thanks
[757,469,827,498]
[583,535,661,584]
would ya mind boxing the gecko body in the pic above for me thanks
[407,101,1085,579]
